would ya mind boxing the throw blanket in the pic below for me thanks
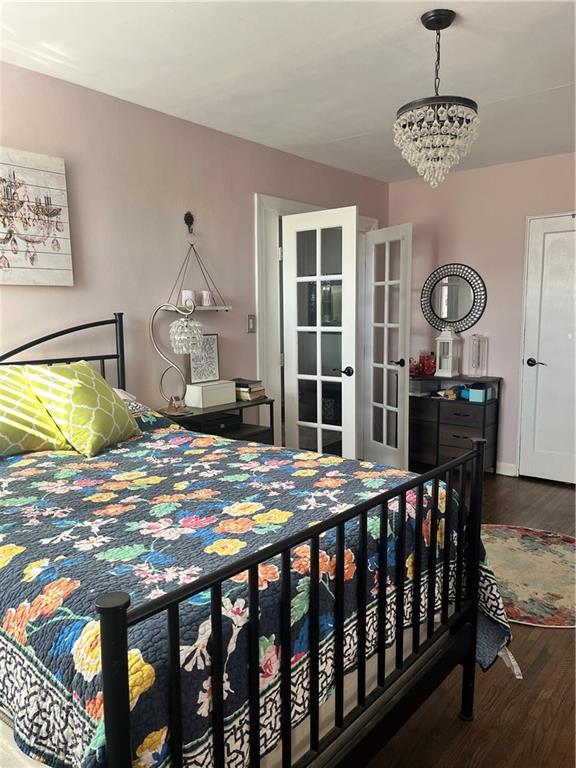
[0,411,509,767]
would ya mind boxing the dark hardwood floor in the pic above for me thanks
[369,474,575,768]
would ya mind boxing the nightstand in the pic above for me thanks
[168,398,275,444]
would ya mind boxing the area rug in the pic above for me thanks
[482,524,575,628]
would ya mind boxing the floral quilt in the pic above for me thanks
[0,410,510,768]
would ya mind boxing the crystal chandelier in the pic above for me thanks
[393,9,479,188]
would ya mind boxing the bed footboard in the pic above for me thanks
[97,439,486,768]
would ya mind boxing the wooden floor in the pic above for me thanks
[370,474,575,768]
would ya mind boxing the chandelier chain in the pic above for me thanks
[434,30,441,96]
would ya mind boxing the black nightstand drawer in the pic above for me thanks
[168,398,275,445]
[173,413,241,435]
[193,415,242,436]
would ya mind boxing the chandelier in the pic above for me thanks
[393,9,479,187]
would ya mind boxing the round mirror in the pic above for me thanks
[430,276,474,321]
[421,263,487,332]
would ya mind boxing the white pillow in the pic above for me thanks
[112,389,149,416]
[112,388,137,402]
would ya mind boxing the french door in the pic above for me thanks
[282,206,412,465]
[519,214,575,483]
[361,224,412,467]
[282,206,358,458]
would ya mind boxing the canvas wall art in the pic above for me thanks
[0,147,73,286]
[189,334,220,383]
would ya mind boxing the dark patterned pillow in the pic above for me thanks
[126,399,149,416]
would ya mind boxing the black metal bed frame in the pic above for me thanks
[0,312,126,389]
[95,444,485,768]
[0,314,486,768]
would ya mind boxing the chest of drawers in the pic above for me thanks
[409,377,501,472]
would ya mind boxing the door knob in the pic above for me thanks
[389,358,406,367]
[333,366,354,376]
[526,357,547,367]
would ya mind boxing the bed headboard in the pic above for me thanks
[0,312,126,389]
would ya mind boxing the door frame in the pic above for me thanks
[517,211,576,478]
[255,194,320,442]
[254,193,377,446]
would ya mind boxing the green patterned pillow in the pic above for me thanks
[0,366,69,457]
[23,361,141,458]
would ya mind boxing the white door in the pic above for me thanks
[361,224,412,468]
[282,206,358,458]
[519,214,575,483]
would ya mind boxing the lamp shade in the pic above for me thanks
[169,316,203,354]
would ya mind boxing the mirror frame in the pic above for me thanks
[421,263,487,332]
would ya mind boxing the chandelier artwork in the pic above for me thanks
[0,147,73,286]
[393,9,479,187]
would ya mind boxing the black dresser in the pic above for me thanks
[409,376,501,472]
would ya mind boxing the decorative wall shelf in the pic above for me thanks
[163,305,232,313]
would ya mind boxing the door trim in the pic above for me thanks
[517,212,576,480]
[254,193,377,445]
[255,194,320,442]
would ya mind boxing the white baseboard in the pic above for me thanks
[496,462,518,477]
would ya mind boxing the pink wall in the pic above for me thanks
[0,62,387,407]
[389,153,575,471]
[2,62,573,472]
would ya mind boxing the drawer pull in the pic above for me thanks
[452,412,469,418]
[452,434,465,440]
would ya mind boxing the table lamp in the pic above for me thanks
[149,300,203,415]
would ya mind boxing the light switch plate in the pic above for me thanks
[247,314,256,333]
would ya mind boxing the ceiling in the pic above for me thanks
[1,1,574,181]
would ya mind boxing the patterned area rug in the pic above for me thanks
[482,525,575,628]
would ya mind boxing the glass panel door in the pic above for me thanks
[282,207,357,458]
[361,224,412,468]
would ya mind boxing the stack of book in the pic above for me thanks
[234,378,266,401]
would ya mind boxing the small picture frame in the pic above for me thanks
[189,334,220,384]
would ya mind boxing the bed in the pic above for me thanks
[0,314,510,768]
